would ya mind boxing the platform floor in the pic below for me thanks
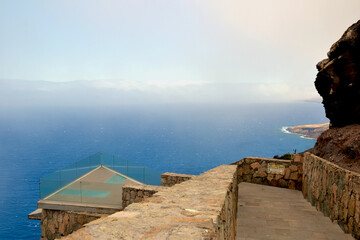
[44,166,140,207]
[236,182,354,240]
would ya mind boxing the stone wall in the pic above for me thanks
[303,152,360,238]
[161,172,195,187]
[63,165,238,240]
[122,184,165,209]
[232,156,303,190]
[41,209,106,240]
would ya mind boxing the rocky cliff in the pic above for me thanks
[311,20,360,171]
[315,20,360,128]
[311,124,360,164]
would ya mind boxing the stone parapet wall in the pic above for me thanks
[122,184,165,209]
[232,156,303,190]
[41,209,106,240]
[63,165,238,240]
[303,152,360,238]
[161,172,195,186]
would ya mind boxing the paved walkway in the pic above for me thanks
[236,182,354,240]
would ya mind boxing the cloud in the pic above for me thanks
[0,79,318,108]
[202,0,360,56]
[91,80,210,91]
[91,80,146,91]
[3,1,358,105]
[146,80,209,88]
[254,83,320,102]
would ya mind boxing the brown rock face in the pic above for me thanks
[311,20,360,169]
[315,20,360,128]
[310,124,360,166]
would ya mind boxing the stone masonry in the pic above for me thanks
[40,172,194,239]
[122,172,194,208]
[303,152,360,239]
[41,209,107,240]
[63,165,238,240]
[232,156,303,190]
[161,172,195,187]
[40,153,360,239]
[122,184,165,209]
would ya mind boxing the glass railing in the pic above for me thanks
[39,152,162,200]
[40,180,124,207]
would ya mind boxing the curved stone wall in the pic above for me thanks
[41,209,106,239]
[63,165,238,240]
[232,156,303,190]
[303,152,360,238]
[122,184,165,208]
[161,172,195,187]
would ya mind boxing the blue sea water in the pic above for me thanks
[0,102,327,239]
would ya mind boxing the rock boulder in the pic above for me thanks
[315,20,360,128]
[311,20,360,170]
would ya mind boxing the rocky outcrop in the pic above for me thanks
[310,124,360,166]
[311,20,360,168]
[315,20,360,128]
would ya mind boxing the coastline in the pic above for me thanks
[282,123,329,139]
[281,127,314,140]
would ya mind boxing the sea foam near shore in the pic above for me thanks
[281,126,317,140]
[281,126,292,134]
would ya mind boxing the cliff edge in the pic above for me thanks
[315,20,360,128]
[310,20,360,172]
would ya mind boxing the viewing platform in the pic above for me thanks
[36,152,161,212]
[32,153,360,239]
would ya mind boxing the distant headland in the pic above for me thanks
[284,123,329,139]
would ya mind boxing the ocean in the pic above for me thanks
[0,102,327,239]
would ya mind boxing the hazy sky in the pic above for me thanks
[1,1,360,104]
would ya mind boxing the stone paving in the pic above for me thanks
[237,182,354,240]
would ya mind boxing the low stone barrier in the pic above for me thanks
[161,172,195,186]
[122,184,165,209]
[303,152,360,238]
[41,209,106,239]
[232,156,303,190]
[63,165,238,240]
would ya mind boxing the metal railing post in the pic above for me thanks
[143,167,145,183]
[59,170,62,188]
[80,181,82,203]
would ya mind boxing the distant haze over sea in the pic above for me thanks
[0,79,321,108]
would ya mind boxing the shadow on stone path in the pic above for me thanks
[236,182,354,240]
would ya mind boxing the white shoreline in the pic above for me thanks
[281,126,292,134]
[281,126,316,140]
